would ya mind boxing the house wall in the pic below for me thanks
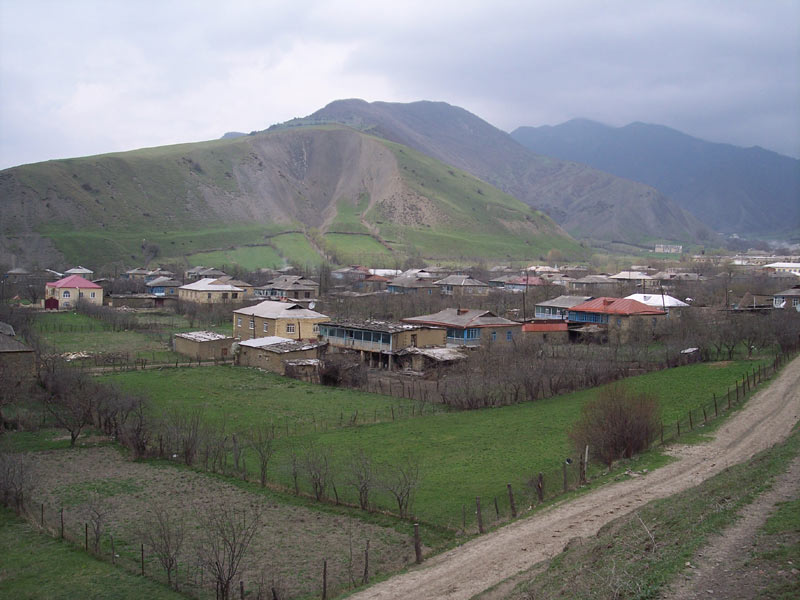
[0,350,36,379]
[174,336,235,360]
[233,314,325,341]
[236,345,319,374]
[45,286,103,309]
[178,288,244,304]
[394,328,446,348]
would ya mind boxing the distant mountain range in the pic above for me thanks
[511,119,800,237]
[276,100,713,245]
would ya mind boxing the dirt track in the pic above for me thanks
[349,356,800,600]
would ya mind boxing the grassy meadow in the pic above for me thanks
[0,506,182,600]
[98,360,764,529]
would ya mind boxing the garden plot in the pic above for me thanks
[23,447,415,599]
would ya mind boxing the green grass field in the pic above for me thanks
[98,366,439,432]
[269,232,324,267]
[0,506,182,600]
[98,360,763,529]
[324,232,394,264]
[185,244,284,270]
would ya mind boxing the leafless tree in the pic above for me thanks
[568,384,660,468]
[244,425,275,487]
[42,366,98,447]
[86,492,109,553]
[346,449,375,511]
[139,505,186,589]
[0,453,33,511]
[196,503,262,600]
[380,457,420,518]
[118,393,151,459]
[301,443,331,501]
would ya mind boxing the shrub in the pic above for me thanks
[568,384,660,468]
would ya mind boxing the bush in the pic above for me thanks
[568,384,660,468]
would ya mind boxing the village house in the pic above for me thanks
[568,297,666,341]
[185,266,228,281]
[0,322,36,380]
[773,285,800,309]
[394,346,467,373]
[502,275,546,293]
[254,275,319,300]
[434,274,490,296]
[233,300,328,341]
[624,293,689,315]
[387,274,438,295]
[214,276,255,299]
[763,262,800,276]
[235,336,326,381]
[178,278,245,304]
[173,331,236,361]
[64,266,94,278]
[522,321,569,344]
[568,274,617,294]
[44,274,103,309]
[144,267,175,282]
[534,295,593,320]
[318,318,446,369]
[402,308,522,347]
[145,276,181,297]
[121,267,151,280]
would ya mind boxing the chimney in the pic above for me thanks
[457,308,468,315]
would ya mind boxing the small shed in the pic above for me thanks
[235,336,326,377]
[173,331,235,361]
[0,331,36,380]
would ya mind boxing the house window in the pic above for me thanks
[207,293,212,299]
[286,323,296,334]
[63,291,70,298]
[793,298,799,307]
[616,318,622,326]
[90,292,96,298]
[491,331,497,341]
[506,330,512,341]
[232,293,238,299]
[305,292,311,298]
[249,319,254,330]
[263,323,268,333]
[312,323,319,334]
[237,316,242,327]
[222,293,229,299]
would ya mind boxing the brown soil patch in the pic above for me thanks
[24,448,414,599]
[348,356,800,600]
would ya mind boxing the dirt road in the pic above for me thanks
[349,356,800,600]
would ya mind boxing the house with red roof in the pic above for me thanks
[567,297,665,341]
[44,275,103,309]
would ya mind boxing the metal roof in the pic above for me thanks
[233,300,328,320]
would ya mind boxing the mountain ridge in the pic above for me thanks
[511,119,800,236]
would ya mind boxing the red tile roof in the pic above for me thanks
[569,297,665,316]
[45,275,102,289]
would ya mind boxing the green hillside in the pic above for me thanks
[1,126,581,270]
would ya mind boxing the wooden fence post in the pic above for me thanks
[414,523,422,563]
[728,386,732,409]
[41,503,44,527]
[689,410,693,430]
[240,580,245,600]
[494,496,500,519]
[476,497,484,534]
[713,393,718,417]
[677,420,680,437]
[507,484,517,518]
[322,559,327,600]
[363,539,370,584]
[562,462,568,492]
[536,472,544,503]
[462,504,466,531]
[702,406,707,424]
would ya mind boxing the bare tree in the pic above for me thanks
[86,492,109,553]
[301,443,330,501]
[380,458,421,518]
[0,453,33,511]
[42,366,98,447]
[196,503,262,600]
[139,505,186,589]
[346,449,375,511]
[244,425,275,487]
[118,393,151,459]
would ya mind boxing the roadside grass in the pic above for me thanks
[100,360,764,530]
[501,426,800,600]
[755,496,800,599]
[0,505,183,600]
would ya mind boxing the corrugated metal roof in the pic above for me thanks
[175,331,234,342]
[179,278,244,292]
[233,300,328,320]
[403,308,520,328]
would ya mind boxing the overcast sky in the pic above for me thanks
[1,0,798,169]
